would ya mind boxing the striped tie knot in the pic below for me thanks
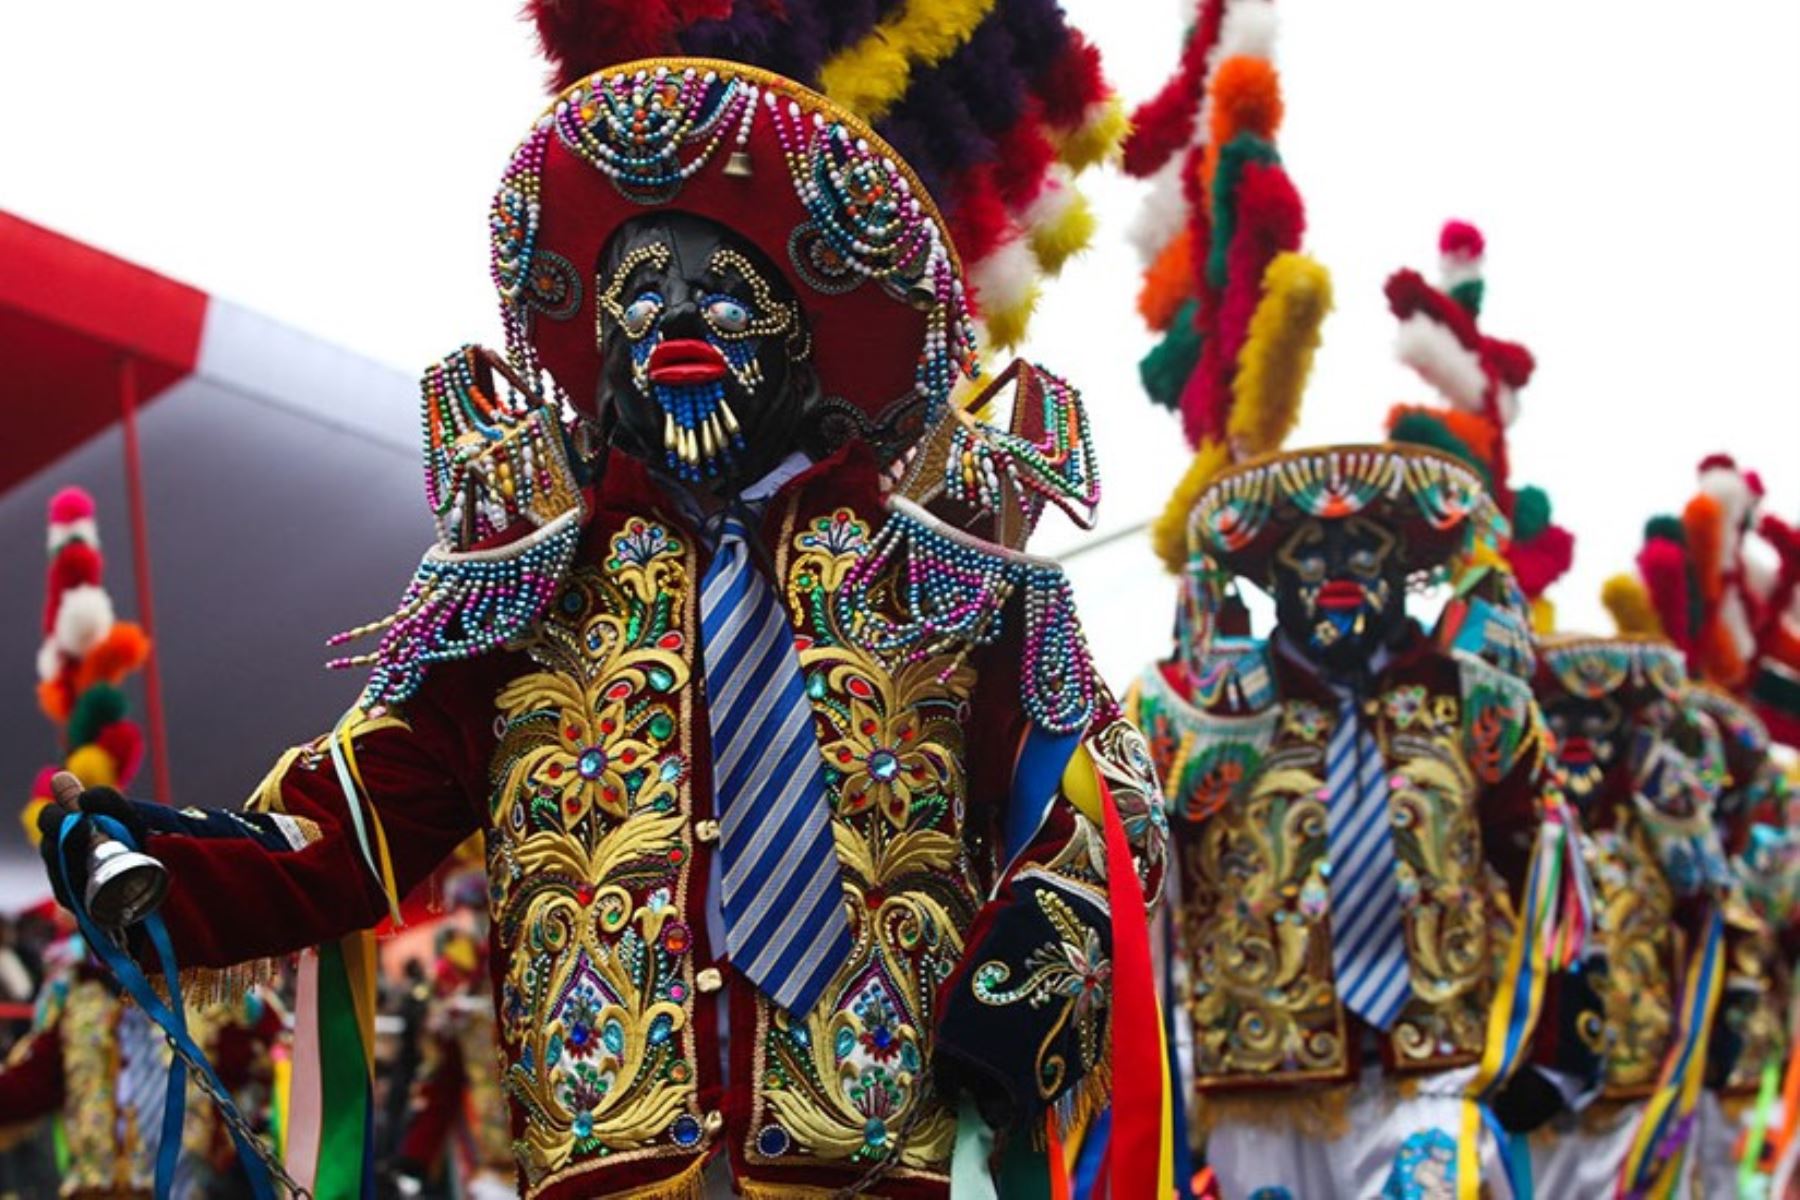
[700,515,852,1015]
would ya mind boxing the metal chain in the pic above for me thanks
[164,1032,314,1200]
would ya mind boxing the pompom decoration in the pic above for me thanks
[1385,221,1570,610]
[523,0,1122,353]
[1604,574,1666,638]
[28,488,153,847]
[1128,0,1329,571]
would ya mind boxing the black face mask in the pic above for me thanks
[1270,516,1409,683]
[595,213,819,497]
[1542,693,1626,803]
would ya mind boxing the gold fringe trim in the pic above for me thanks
[137,957,282,1012]
[559,1156,708,1200]
[1194,1084,1354,1140]
[741,1181,904,1200]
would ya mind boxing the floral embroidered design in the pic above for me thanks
[488,522,701,1187]
[1586,813,1678,1098]
[973,886,1112,1098]
[1381,1128,1457,1199]
[747,503,974,1177]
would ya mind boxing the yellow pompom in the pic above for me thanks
[1602,574,1664,637]
[820,0,995,121]
[1227,252,1333,458]
[980,285,1040,351]
[21,797,51,849]
[65,743,119,791]
[1152,440,1232,573]
[1056,95,1128,172]
[1028,191,1097,275]
[1530,596,1557,636]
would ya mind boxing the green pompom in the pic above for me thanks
[1449,279,1485,317]
[1207,134,1280,291]
[1389,412,1495,492]
[1139,300,1203,412]
[1645,514,1686,545]
[66,683,128,751]
[1512,485,1552,543]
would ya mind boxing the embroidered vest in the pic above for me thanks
[1137,642,1542,1090]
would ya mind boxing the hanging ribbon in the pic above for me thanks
[1099,774,1173,1199]
[54,813,276,1200]
[286,933,380,1200]
[1616,906,1728,1199]
[1003,725,1085,877]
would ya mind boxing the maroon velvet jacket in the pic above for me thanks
[136,447,1165,1199]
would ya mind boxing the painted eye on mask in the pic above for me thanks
[1348,547,1382,578]
[704,295,752,335]
[623,292,663,339]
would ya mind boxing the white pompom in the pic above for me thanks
[1394,315,1488,412]
[53,585,115,659]
[36,637,63,684]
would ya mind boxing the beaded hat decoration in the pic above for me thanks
[524,1,1125,354]
[1188,443,1502,589]
[1534,633,1687,708]
[493,59,980,454]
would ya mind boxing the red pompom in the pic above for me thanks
[1439,220,1485,261]
[1507,524,1575,599]
[947,165,1014,266]
[1484,339,1536,390]
[993,111,1057,214]
[1039,30,1108,129]
[31,765,59,799]
[1639,537,1693,653]
[1698,452,1738,474]
[94,720,146,786]
[43,542,103,634]
[526,0,728,92]
[47,487,95,526]
[1123,0,1225,177]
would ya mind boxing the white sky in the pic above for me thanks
[3,0,1798,686]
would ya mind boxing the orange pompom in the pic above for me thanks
[1384,405,1502,471]
[36,678,72,725]
[1683,493,1726,604]
[1208,57,1284,150]
[71,621,150,694]
[1138,229,1194,332]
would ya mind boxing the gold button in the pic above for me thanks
[695,819,721,844]
[703,1110,724,1135]
[696,967,723,993]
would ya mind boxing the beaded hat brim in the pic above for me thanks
[1533,632,1687,708]
[490,58,980,451]
[1187,443,1502,588]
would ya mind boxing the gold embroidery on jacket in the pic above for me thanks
[488,519,701,1191]
[745,505,973,1179]
[1586,811,1678,1098]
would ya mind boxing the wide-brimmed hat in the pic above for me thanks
[490,58,981,453]
[1187,442,1501,588]
[1534,632,1687,709]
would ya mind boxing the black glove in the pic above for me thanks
[1489,1065,1567,1134]
[37,784,149,915]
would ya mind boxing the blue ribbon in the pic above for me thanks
[55,813,276,1200]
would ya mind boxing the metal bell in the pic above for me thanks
[85,836,170,929]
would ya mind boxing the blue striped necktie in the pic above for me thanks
[1325,696,1412,1030]
[700,514,851,1015]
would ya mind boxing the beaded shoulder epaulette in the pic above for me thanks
[328,346,590,708]
[847,360,1104,733]
[1132,649,1280,824]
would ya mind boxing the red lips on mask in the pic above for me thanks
[1559,737,1595,765]
[1316,580,1367,611]
[648,339,728,385]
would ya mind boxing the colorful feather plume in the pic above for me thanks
[1127,0,1330,571]
[525,0,1121,350]
[26,487,152,845]
[1383,222,1572,607]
